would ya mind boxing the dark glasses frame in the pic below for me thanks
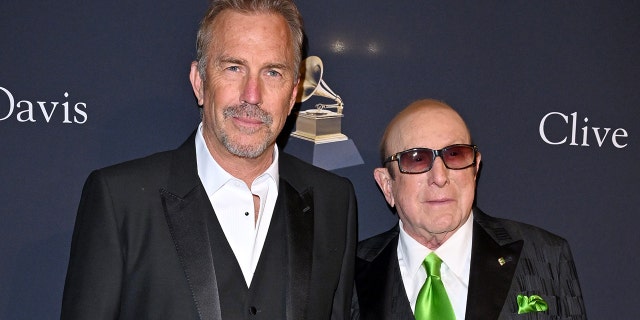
[383,144,479,174]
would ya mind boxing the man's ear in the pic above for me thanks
[189,61,204,106]
[288,78,300,115]
[474,151,482,181]
[373,167,395,207]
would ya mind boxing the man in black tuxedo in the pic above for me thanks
[61,1,357,319]
[352,99,586,319]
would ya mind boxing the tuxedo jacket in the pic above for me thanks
[352,209,586,319]
[61,133,357,320]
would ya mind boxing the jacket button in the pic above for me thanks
[249,306,257,315]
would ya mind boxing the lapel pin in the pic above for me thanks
[498,257,506,266]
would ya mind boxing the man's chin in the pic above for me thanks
[424,217,463,235]
[224,140,271,159]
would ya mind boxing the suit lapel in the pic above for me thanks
[465,211,523,320]
[355,226,414,320]
[161,134,222,320]
[279,179,314,320]
[160,142,316,320]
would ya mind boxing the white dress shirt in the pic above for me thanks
[195,123,279,287]
[397,211,474,319]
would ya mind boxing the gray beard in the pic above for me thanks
[218,103,274,158]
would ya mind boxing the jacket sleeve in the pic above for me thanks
[331,180,358,320]
[61,170,123,320]
[557,240,587,318]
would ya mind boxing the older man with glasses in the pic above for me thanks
[351,99,586,319]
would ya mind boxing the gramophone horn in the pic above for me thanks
[297,56,343,107]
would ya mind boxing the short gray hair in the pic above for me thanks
[195,0,304,82]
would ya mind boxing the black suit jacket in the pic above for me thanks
[61,133,357,320]
[353,209,586,319]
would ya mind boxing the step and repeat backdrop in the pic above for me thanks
[1,1,638,318]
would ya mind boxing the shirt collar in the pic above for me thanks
[398,210,474,283]
[398,220,430,279]
[435,211,473,284]
[195,123,280,193]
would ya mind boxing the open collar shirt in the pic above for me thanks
[195,123,279,287]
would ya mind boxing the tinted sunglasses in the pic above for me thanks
[383,144,478,174]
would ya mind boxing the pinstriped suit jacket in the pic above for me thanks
[352,209,586,319]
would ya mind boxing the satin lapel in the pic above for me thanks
[355,230,413,319]
[465,219,523,320]
[280,180,314,320]
[356,243,397,319]
[161,133,222,320]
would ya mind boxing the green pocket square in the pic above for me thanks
[517,294,548,314]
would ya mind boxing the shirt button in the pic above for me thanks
[244,212,250,216]
[248,306,257,315]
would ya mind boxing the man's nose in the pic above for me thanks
[240,74,263,106]
[427,157,449,187]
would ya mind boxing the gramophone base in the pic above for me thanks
[290,131,348,143]
[292,110,344,142]
[284,137,364,171]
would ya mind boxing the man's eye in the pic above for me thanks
[226,66,240,72]
[267,70,282,77]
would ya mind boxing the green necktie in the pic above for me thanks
[414,253,456,320]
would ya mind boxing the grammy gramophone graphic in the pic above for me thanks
[291,56,347,143]
[286,56,363,170]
